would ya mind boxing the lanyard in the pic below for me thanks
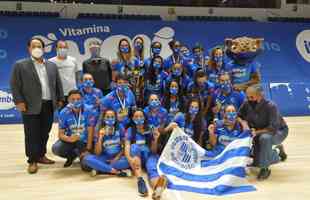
[172,55,180,64]
[73,110,82,135]
[116,92,126,110]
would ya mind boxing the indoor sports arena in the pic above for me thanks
[0,0,310,199]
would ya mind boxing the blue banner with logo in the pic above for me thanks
[1,16,310,123]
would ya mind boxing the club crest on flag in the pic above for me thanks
[170,135,198,170]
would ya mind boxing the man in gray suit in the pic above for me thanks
[10,37,64,174]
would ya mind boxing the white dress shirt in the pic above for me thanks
[31,57,51,100]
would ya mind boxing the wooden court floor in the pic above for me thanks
[0,116,310,200]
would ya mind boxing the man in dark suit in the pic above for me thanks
[10,37,64,174]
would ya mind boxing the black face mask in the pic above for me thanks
[248,100,258,109]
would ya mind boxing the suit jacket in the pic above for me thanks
[10,58,64,115]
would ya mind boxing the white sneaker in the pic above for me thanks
[91,169,97,177]
[152,176,168,200]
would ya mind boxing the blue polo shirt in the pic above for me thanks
[100,89,136,126]
[58,106,97,143]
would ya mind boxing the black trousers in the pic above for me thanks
[22,101,54,163]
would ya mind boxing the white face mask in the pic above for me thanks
[57,48,68,58]
[31,48,44,59]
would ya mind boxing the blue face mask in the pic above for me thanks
[183,51,191,57]
[117,84,129,93]
[189,107,199,115]
[152,47,161,55]
[72,100,83,109]
[173,47,180,54]
[172,69,182,76]
[134,43,143,51]
[120,46,129,53]
[194,52,202,59]
[221,83,232,94]
[149,99,160,109]
[83,80,94,88]
[170,87,178,95]
[153,62,161,69]
[226,111,237,122]
[134,118,144,126]
[105,117,115,126]
[214,56,223,64]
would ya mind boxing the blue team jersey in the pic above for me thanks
[183,61,199,78]
[193,55,209,70]
[166,99,184,123]
[80,87,103,109]
[58,106,97,143]
[227,61,260,84]
[163,55,184,71]
[125,127,152,146]
[205,64,231,88]
[187,80,215,100]
[132,56,145,74]
[143,106,168,129]
[173,113,206,139]
[166,74,191,92]
[213,90,245,119]
[213,120,251,155]
[144,71,168,97]
[101,128,125,158]
[112,59,135,75]
[100,89,136,126]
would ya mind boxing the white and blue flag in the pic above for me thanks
[157,127,256,196]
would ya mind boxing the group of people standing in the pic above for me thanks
[10,36,288,199]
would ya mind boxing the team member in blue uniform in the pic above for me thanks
[162,80,185,123]
[101,74,136,127]
[187,70,215,118]
[124,109,152,196]
[166,63,191,95]
[144,41,162,70]
[111,38,135,79]
[143,94,168,133]
[144,56,168,102]
[52,90,97,167]
[180,45,198,78]
[145,123,169,200]
[227,58,261,92]
[164,40,183,73]
[82,109,130,176]
[167,98,206,147]
[206,47,230,88]
[131,37,146,107]
[212,73,245,120]
[208,104,251,157]
[192,43,209,71]
[79,73,103,114]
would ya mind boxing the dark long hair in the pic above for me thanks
[128,108,151,145]
[163,79,185,113]
[133,36,144,60]
[170,63,188,92]
[208,46,224,69]
[189,69,206,96]
[147,55,164,85]
[185,98,203,144]
[96,109,119,135]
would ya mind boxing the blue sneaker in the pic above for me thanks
[137,177,148,197]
